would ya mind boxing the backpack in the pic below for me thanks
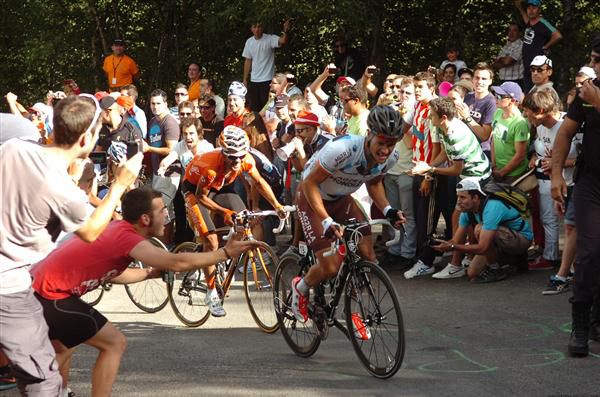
[467,180,531,231]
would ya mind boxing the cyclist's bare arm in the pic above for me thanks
[194,184,233,215]
[129,238,261,272]
[302,163,331,222]
[110,267,161,284]
[248,166,283,209]
[75,153,143,242]
[365,176,392,214]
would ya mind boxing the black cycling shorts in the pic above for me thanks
[34,293,108,349]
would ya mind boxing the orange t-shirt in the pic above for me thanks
[183,149,255,191]
[103,54,139,89]
[188,80,201,101]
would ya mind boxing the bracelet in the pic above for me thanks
[383,205,393,216]
[222,247,232,260]
[451,244,455,250]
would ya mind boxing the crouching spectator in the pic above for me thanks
[432,178,533,283]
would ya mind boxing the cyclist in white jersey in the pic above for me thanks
[292,105,406,322]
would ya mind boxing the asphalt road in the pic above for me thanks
[5,258,599,397]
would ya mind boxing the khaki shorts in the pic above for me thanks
[494,226,531,254]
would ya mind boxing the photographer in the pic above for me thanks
[432,178,533,283]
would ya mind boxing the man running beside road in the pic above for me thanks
[182,125,286,316]
[291,105,406,324]
[0,94,142,396]
[30,188,260,397]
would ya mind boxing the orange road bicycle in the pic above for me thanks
[166,206,295,332]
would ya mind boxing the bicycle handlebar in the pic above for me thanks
[323,218,402,257]
[223,205,296,240]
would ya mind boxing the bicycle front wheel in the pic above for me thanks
[81,287,104,306]
[167,242,210,327]
[124,237,169,313]
[243,242,279,333]
[274,255,320,357]
[344,261,405,379]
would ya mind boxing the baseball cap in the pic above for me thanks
[293,111,319,127]
[452,79,474,92]
[100,95,116,110]
[94,91,110,101]
[456,177,486,196]
[491,81,524,102]
[117,95,135,115]
[527,0,541,5]
[28,103,51,118]
[457,67,473,78]
[438,81,453,97]
[578,66,597,80]
[274,94,289,108]
[228,81,247,98]
[336,76,356,86]
[530,55,552,68]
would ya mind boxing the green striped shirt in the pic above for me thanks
[432,118,491,180]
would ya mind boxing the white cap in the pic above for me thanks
[578,66,597,79]
[456,177,486,196]
[530,55,552,68]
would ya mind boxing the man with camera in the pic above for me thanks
[431,178,533,283]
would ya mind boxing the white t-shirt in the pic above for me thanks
[242,34,280,82]
[173,139,214,171]
[213,95,225,119]
[532,114,582,186]
[302,134,400,201]
[0,139,89,293]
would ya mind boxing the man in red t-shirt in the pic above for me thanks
[30,188,259,396]
[224,81,250,127]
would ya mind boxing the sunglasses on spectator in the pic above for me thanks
[530,66,548,73]
[226,154,243,162]
[180,112,193,116]
[495,94,511,100]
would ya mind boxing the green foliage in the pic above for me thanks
[1,0,598,110]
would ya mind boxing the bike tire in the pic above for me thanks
[166,242,211,327]
[344,261,405,379]
[274,255,321,357]
[81,287,104,306]
[124,237,169,313]
[243,242,279,333]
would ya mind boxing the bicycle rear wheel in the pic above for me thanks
[243,242,279,333]
[124,237,169,313]
[81,287,104,306]
[166,242,210,327]
[274,255,320,357]
[344,261,405,379]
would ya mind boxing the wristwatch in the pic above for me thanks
[465,117,474,124]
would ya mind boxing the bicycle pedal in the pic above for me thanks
[314,306,329,340]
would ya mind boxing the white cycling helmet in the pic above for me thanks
[219,125,249,157]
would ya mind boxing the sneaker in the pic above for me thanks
[204,289,226,317]
[527,246,542,261]
[461,256,472,268]
[472,266,507,283]
[281,245,300,258]
[542,275,570,295]
[404,260,434,279]
[0,374,16,391]
[351,312,371,340]
[432,264,466,279]
[291,277,309,323]
[528,257,556,271]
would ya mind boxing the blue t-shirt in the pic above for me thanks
[459,199,533,240]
